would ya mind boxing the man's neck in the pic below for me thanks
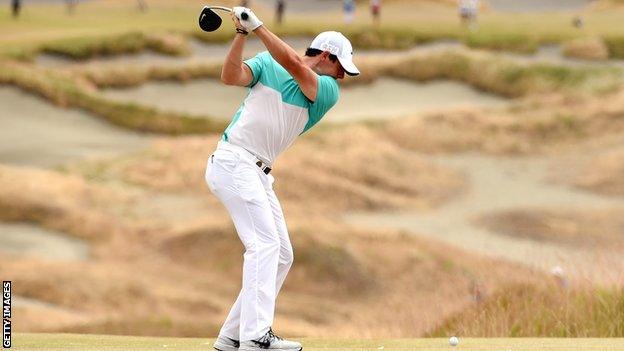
[302,56,321,74]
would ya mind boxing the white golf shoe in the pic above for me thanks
[239,328,302,351]
[214,335,240,351]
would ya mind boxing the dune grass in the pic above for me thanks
[13,334,624,351]
[41,31,191,60]
[0,60,227,134]
[2,43,621,135]
[78,61,223,89]
[430,284,624,337]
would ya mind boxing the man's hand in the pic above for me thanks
[230,12,247,34]
[233,7,263,32]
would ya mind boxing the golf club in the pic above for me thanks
[199,5,248,32]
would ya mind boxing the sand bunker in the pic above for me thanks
[476,208,624,248]
[345,154,624,285]
[101,79,246,120]
[101,77,509,122]
[0,222,89,261]
[0,87,150,168]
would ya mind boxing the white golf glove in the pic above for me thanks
[233,7,263,32]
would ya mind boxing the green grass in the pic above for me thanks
[12,334,624,351]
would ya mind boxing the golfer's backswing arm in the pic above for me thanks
[202,5,360,351]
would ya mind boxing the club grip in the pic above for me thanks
[241,12,249,20]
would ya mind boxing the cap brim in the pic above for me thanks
[337,57,360,76]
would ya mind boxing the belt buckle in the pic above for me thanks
[255,160,271,175]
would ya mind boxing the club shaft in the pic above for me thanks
[208,6,233,13]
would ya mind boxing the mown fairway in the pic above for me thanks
[12,334,624,351]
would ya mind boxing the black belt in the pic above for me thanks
[256,161,272,175]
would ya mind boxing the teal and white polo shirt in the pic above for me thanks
[222,51,340,166]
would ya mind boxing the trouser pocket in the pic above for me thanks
[205,154,217,193]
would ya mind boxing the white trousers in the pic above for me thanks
[205,141,294,342]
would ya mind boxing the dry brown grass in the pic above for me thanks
[76,61,222,89]
[0,165,133,244]
[429,283,624,337]
[68,127,464,213]
[381,88,624,155]
[0,158,537,338]
[562,37,609,61]
[475,208,624,248]
[572,145,624,197]
[0,121,549,338]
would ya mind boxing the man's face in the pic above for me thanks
[331,59,346,80]
[318,53,345,79]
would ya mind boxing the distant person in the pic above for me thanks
[343,0,356,24]
[137,0,148,13]
[11,0,21,18]
[370,0,381,26]
[65,0,78,14]
[458,0,479,30]
[572,15,584,28]
[275,0,285,24]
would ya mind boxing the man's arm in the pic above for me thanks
[221,18,254,86]
[253,26,319,101]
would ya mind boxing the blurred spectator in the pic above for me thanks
[66,0,78,14]
[240,0,250,7]
[469,280,487,304]
[458,0,479,30]
[11,0,21,18]
[370,0,381,26]
[551,266,569,290]
[572,15,584,28]
[275,0,285,25]
[137,0,148,13]
[343,0,356,24]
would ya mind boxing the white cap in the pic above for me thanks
[309,31,360,76]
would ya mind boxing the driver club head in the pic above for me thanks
[199,6,222,32]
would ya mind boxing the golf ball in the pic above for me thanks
[449,336,459,347]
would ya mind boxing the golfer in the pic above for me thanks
[205,6,359,351]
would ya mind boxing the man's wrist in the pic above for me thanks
[236,28,249,35]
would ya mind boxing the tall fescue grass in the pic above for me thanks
[41,31,191,60]
[604,36,624,59]
[562,37,609,61]
[81,48,623,97]
[0,165,128,242]
[381,87,624,155]
[0,60,227,134]
[429,283,624,337]
[79,62,222,88]
[465,32,538,53]
[573,146,624,196]
[383,49,621,97]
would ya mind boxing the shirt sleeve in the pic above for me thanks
[243,51,267,87]
[303,75,340,133]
